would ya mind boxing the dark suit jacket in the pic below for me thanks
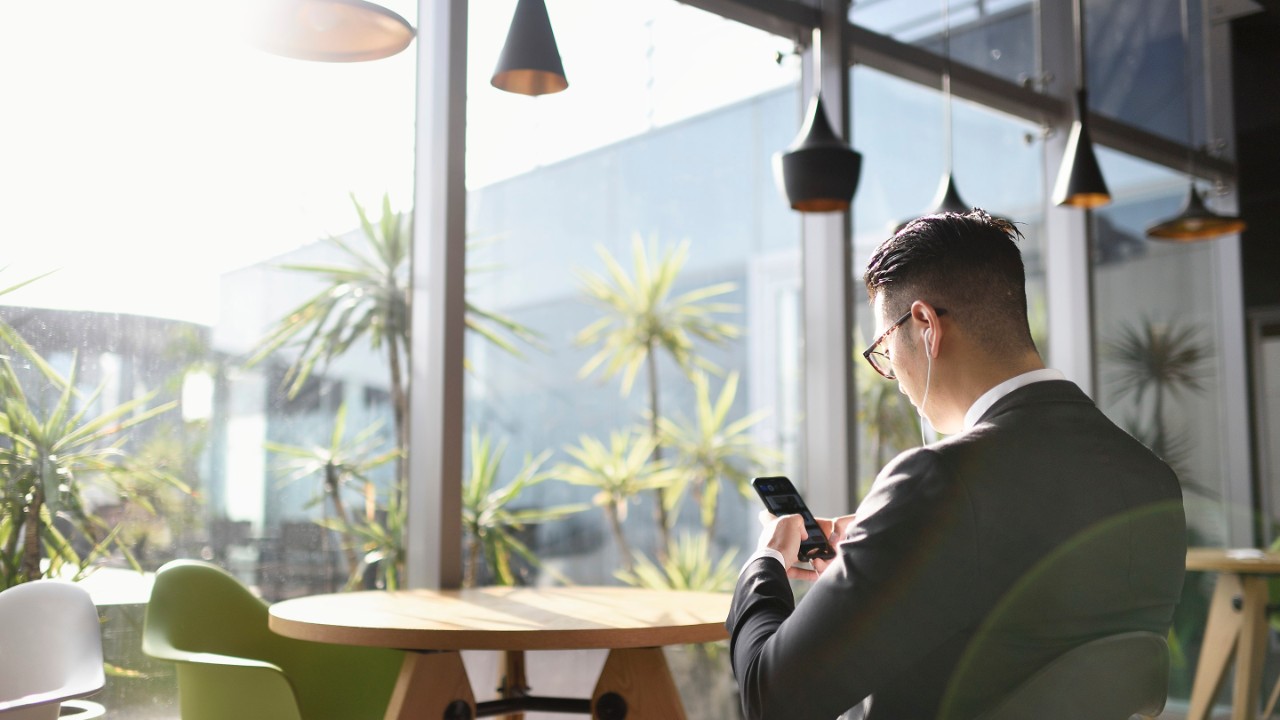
[727,380,1186,720]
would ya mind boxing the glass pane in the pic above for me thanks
[850,0,1039,86]
[1085,0,1208,148]
[850,65,1047,495]
[1089,146,1232,700]
[464,1,799,714]
[0,0,416,715]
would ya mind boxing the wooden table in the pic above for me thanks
[1185,548,1280,720]
[269,586,731,720]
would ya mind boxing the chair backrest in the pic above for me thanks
[977,631,1170,720]
[0,580,105,710]
[144,559,402,720]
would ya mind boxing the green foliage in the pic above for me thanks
[1105,320,1207,408]
[248,193,412,400]
[553,431,677,570]
[1103,318,1210,489]
[575,235,740,396]
[657,371,777,531]
[615,533,739,593]
[855,329,921,495]
[0,349,184,588]
[462,428,587,587]
[616,533,738,663]
[265,403,400,588]
[575,235,741,552]
[246,194,543,591]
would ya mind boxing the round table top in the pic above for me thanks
[268,586,732,651]
[1186,547,1280,574]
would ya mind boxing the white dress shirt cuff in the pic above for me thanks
[739,548,787,576]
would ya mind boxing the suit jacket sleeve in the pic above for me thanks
[726,448,980,720]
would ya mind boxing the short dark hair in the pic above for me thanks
[863,209,1035,354]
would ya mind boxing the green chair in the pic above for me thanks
[975,631,1169,720]
[143,559,403,720]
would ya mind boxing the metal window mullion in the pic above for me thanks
[407,0,467,590]
[1038,0,1094,396]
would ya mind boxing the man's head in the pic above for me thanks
[862,209,1042,433]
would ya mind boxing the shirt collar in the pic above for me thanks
[962,368,1066,431]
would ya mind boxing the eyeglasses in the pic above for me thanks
[861,308,947,380]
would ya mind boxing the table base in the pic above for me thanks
[1186,572,1270,720]
[384,647,687,720]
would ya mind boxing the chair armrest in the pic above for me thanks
[0,683,105,711]
[163,653,304,720]
[0,691,62,713]
[149,648,284,672]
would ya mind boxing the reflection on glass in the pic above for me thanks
[850,0,1038,85]
[850,66,1046,495]
[1091,146,1228,700]
[1,1,416,714]
[1085,0,1205,147]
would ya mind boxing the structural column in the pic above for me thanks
[800,0,857,512]
[408,0,468,589]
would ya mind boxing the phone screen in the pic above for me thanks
[752,476,836,561]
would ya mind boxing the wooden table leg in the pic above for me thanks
[592,647,686,720]
[1187,573,1245,720]
[1234,576,1271,720]
[498,649,529,720]
[385,650,476,720]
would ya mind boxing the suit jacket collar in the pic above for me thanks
[976,379,1093,425]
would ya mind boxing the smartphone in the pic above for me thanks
[751,476,836,562]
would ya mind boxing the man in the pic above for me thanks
[726,210,1186,720]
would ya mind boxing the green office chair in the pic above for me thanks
[976,631,1170,720]
[143,559,403,720]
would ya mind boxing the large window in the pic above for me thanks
[1089,147,1239,700]
[1,1,416,714]
[850,65,1046,494]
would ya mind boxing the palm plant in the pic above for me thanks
[249,194,541,491]
[1104,319,1208,461]
[264,403,400,587]
[575,235,740,549]
[855,332,921,493]
[553,430,677,572]
[322,477,406,590]
[657,371,778,534]
[615,532,739,592]
[0,354,183,587]
[462,428,587,587]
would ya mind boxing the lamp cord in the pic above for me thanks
[942,0,953,176]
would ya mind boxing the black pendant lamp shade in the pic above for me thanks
[491,0,568,96]
[1145,0,1244,242]
[895,173,971,233]
[1146,184,1246,241]
[1053,89,1111,208]
[774,94,863,213]
[255,0,415,63]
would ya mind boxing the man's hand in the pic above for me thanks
[807,513,856,577]
[756,512,856,581]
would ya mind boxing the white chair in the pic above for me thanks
[0,580,106,720]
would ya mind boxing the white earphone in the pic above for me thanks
[919,325,935,446]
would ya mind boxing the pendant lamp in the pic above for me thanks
[896,0,971,233]
[1145,0,1246,241]
[1147,186,1246,241]
[1052,0,1110,208]
[774,94,863,213]
[491,0,568,96]
[254,0,415,63]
